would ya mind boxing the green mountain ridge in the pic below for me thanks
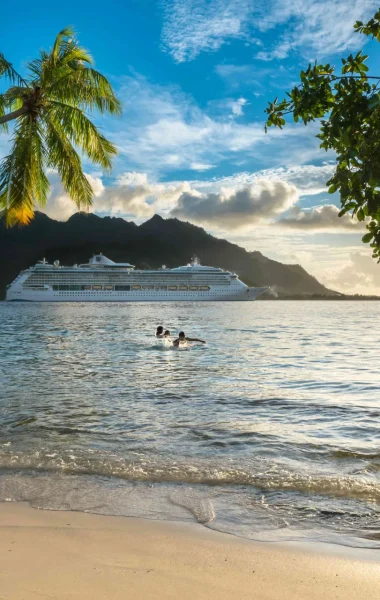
[0,212,338,299]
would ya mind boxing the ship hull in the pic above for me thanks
[6,288,267,302]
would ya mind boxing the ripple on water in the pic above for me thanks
[0,300,379,548]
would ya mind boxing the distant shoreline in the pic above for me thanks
[259,295,380,301]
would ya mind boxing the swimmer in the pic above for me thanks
[164,330,171,337]
[173,331,206,347]
[156,326,164,337]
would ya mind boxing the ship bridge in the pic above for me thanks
[87,254,135,269]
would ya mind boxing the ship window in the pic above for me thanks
[115,285,131,291]
[189,286,198,291]
[199,286,210,291]
[59,285,70,291]
[178,286,188,291]
[131,285,141,290]
[92,285,102,290]
[168,286,177,291]
[70,285,82,291]
[104,285,113,290]
[82,285,92,290]
[96,257,101,262]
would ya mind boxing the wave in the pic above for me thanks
[1,448,379,502]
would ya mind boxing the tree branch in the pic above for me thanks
[0,105,28,125]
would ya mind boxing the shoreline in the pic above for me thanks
[1,502,379,600]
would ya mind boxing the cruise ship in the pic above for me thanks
[5,254,269,302]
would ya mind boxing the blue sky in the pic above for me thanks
[2,0,380,292]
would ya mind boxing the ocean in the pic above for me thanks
[0,300,379,548]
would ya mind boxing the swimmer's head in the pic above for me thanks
[156,326,163,334]
[179,331,185,338]
[164,330,171,336]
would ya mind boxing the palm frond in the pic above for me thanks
[35,29,93,89]
[49,101,117,169]
[52,26,76,62]
[27,57,44,80]
[0,115,49,225]
[0,94,7,133]
[1,27,121,226]
[4,86,28,109]
[47,66,122,115]
[44,114,93,208]
[0,53,28,87]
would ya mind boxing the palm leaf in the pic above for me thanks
[52,26,76,62]
[47,66,122,115]
[0,26,121,226]
[0,53,27,87]
[49,101,117,169]
[44,114,93,208]
[0,115,49,225]
[0,94,7,133]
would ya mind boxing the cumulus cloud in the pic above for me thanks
[276,204,365,231]
[43,173,104,221]
[42,172,195,221]
[170,179,298,229]
[190,163,335,197]
[322,252,380,295]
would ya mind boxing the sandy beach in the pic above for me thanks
[0,503,379,600]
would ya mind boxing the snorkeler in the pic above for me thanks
[156,326,164,337]
[173,331,206,347]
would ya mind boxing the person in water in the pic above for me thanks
[173,331,206,346]
[156,326,164,337]
[164,330,171,337]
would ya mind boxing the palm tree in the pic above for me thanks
[0,27,121,226]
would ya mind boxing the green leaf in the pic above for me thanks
[362,232,374,243]
[357,208,365,221]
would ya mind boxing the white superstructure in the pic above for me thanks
[5,254,268,302]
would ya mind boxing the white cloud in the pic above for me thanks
[190,162,214,171]
[160,0,253,62]
[42,173,104,221]
[170,179,298,229]
[42,172,196,221]
[230,97,248,116]
[107,75,312,177]
[160,0,377,64]
[186,163,335,197]
[276,204,365,231]
[256,0,378,60]
[322,252,380,295]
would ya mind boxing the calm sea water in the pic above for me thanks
[0,301,379,548]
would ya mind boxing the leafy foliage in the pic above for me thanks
[0,27,121,225]
[265,10,380,261]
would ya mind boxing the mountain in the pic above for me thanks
[0,212,337,299]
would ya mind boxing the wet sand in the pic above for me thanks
[0,502,379,600]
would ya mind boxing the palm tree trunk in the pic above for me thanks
[0,105,28,124]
